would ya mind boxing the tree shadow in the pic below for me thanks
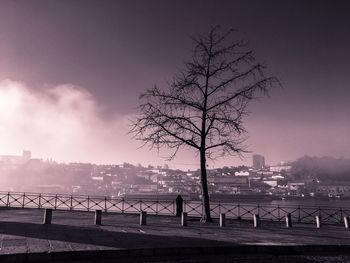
[0,221,234,249]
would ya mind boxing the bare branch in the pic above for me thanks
[207,77,276,112]
[130,26,279,222]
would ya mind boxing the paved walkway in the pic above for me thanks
[0,207,350,262]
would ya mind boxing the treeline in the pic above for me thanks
[290,156,350,182]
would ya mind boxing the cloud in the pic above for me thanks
[0,79,128,164]
[0,79,248,169]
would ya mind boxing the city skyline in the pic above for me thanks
[0,1,349,169]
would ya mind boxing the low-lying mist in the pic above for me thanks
[0,80,200,192]
[0,79,130,164]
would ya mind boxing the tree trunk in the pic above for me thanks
[200,148,212,222]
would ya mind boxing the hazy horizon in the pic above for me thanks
[1,0,349,169]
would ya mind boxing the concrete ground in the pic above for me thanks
[0,207,350,262]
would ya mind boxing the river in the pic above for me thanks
[270,199,350,208]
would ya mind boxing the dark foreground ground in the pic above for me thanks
[0,207,350,262]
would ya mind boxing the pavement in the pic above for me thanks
[0,207,350,262]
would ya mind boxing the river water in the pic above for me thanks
[270,199,350,208]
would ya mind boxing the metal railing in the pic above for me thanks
[0,191,176,216]
[184,200,350,225]
[1,191,349,225]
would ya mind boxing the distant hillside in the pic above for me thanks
[290,156,350,182]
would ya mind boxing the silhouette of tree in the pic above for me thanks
[130,26,279,222]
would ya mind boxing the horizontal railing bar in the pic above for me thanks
[1,191,350,225]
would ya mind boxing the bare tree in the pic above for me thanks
[130,26,279,222]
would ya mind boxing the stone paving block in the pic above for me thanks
[97,245,120,250]
[1,239,27,247]
[27,245,51,254]
[48,240,72,252]
[1,234,25,240]
[70,243,102,251]
[26,238,51,250]
[0,246,27,254]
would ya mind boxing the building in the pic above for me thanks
[263,179,278,187]
[234,170,250,176]
[208,176,248,185]
[0,150,32,165]
[317,183,350,197]
[269,164,292,173]
[287,182,306,195]
[252,154,265,170]
[208,176,249,194]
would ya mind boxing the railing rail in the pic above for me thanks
[1,191,350,225]
[183,200,350,224]
[0,191,176,216]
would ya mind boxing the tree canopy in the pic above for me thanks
[131,26,278,221]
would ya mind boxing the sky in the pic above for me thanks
[0,0,349,169]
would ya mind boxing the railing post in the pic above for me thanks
[181,212,187,226]
[22,193,25,208]
[43,208,52,224]
[6,192,10,207]
[220,213,226,227]
[95,210,102,225]
[122,198,125,214]
[316,215,321,228]
[39,194,42,208]
[253,214,260,228]
[87,196,90,212]
[70,195,73,210]
[344,216,349,229]
[277,205,281,221]
[176,195,183,217]
[286,213,292,228]
[340,208,343,223]
[298,206,301,222]
[140,211,147,225]
[54,195,58,209]
[202,199,204,217]
[237,204,241,220]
